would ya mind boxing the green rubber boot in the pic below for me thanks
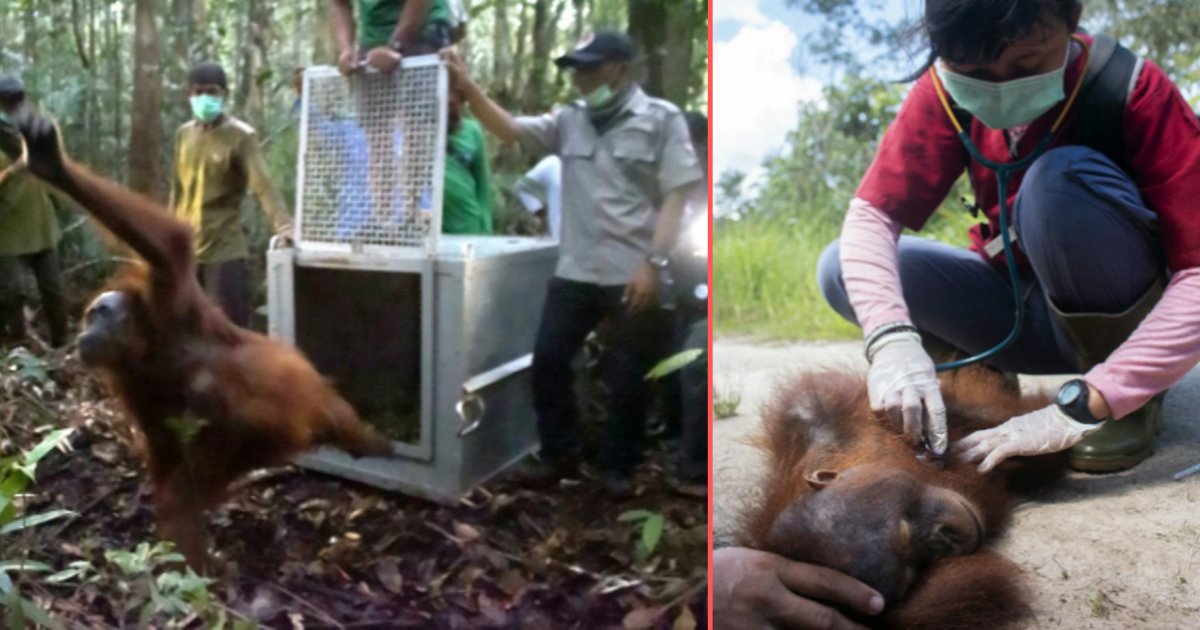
[1049,279,1165,473]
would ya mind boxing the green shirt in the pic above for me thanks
[355,0,453,49]
[170,116,291,264]
[442,117,493,235]
[0,121,61,256]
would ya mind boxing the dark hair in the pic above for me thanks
[188,62,228,89]
[684,112,707,144]
[902,0,1080,81]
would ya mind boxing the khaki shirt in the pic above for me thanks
[170,116,291,263]
[515,87,702,285]
[0,121,61,256]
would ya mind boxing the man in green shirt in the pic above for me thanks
[0,76,67,347]
[170,63,292,327]
[442,86,493,234]
[330,0,455,74]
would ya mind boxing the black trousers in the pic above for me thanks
[532,277,674,476]
[0,248,68,347]
[678,315,708,482]
[197,258,250,328]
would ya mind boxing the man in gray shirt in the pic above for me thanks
[441,31,702,493]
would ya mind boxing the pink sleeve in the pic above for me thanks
[840,197,911,336]
[1086,268,1200,419]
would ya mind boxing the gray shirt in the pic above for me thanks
[515,87,702,285]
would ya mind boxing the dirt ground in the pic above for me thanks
[713,338,1200,629]
[1,347,707,629]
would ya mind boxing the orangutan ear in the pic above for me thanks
[806,469,839,491]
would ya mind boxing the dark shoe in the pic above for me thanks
[521,454,580,485]
[1068,392,1163,473]
[602,472,634,498]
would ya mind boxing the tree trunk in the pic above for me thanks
[511,0,532,106]
[660,0,695,107]
[23,0,38,64]
[627,0,666,99]
[129,0,162,198]
[524,0,552,110]
[492,0,513,99]
[109,2,124,180]
[313,0,336,65]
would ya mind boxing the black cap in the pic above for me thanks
[554,29,636,69]
[0,74,25,97]
[188,62,228,89]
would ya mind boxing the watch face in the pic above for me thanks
[1058,381,1083,406]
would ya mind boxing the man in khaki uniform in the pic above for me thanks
[170,63,292,327]
[441,31,702,494]
[0,76,67,347]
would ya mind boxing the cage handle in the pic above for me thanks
[455,354,534,438]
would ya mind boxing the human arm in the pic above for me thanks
[713,547,884,630]
[329,0,363,74]
[241,132,294,237]
[440,48,522,144]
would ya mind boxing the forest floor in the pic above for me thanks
[713,338,1200,629]
[2,343,707,629]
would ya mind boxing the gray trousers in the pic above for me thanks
[197,258,250,328]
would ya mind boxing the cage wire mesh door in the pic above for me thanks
[296,59,448,256]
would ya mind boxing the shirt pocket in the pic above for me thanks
[609,125,660,204]
[561,134,596,160]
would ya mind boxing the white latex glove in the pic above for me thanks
[956,404,1103,473]
[867,331,948,455]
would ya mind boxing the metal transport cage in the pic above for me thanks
[267,58,559,504]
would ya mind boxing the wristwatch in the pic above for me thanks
[648,254,670,269]
[1055,378,1105,425]
[388,37,405,54]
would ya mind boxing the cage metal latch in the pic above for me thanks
[456,353,534,437]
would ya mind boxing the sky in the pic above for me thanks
[714,0,916,188]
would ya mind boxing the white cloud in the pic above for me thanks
[714,20,824,186]
[714,0,769,26]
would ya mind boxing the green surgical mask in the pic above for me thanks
[582,84,616,109]
[0,111,8,125]
[190,94,224,123]
[936,46,1069,130]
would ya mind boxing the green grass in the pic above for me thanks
[715,206,975,341]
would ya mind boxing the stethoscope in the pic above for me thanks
[926,34,1090,372]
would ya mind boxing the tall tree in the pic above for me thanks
[129,0,163,198]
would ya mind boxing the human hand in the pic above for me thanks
[12,109,69,187]
[337,49,364,75]
[866,331,948,455]
[439,47,469,87]
[622,261,657,313]
[956,403,1102,473]
[364,46,402,73]
[713,547,884,630]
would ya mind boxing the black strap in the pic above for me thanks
[1070,33,1138,170]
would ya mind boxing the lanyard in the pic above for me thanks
[926,35,1090,372]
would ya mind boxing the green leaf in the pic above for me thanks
[23,429,74,467]
[0,570,12,594]
[618,509,654,523]
[641,513,665,556]
[0,510,75,536]
[644,349,704,381]
[18,596,63,630]
[0,560,53,573]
